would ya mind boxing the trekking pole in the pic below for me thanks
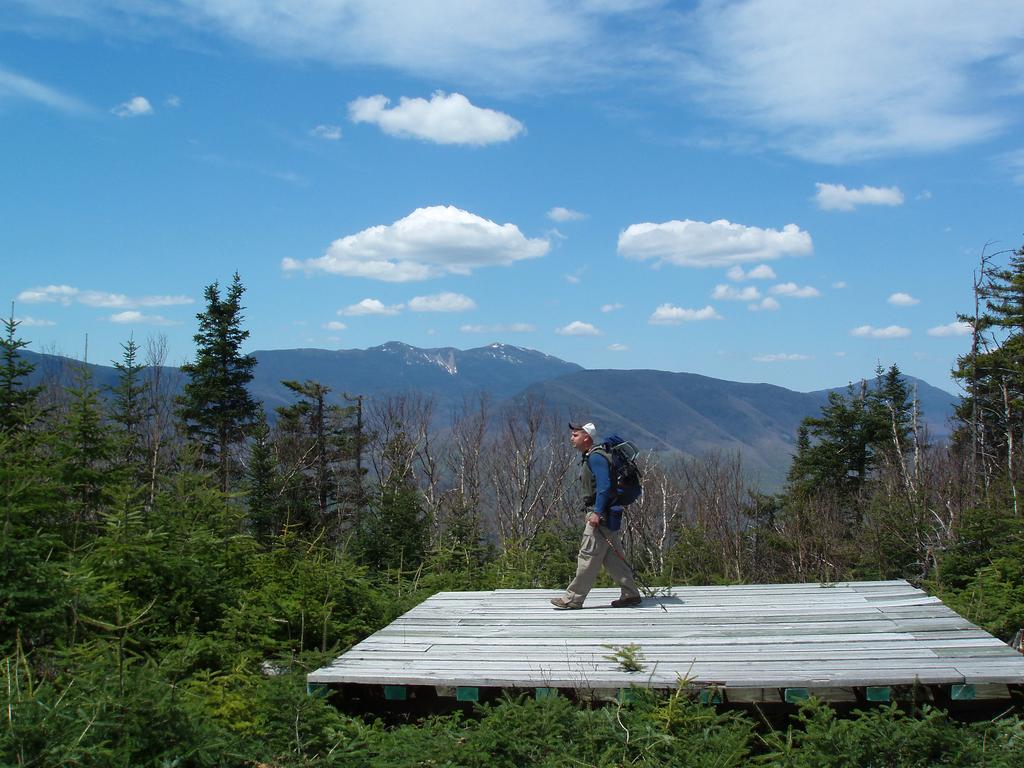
[595,524,668,613]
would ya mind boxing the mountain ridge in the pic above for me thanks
[18,343,958,490]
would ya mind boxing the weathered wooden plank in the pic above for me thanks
[309,581,1024,698]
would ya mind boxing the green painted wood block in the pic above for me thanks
[306,683,329,698]
[535,687,558,700]
[383,685,407,701]
[951,684,976,701]
[699,689,723,705]
[866,687,891,702]
[784,688,810,703]
[456,687,479,702]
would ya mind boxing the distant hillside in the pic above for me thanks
[249,342,583,412]
[515,369,957,490]
[18,344,958,490]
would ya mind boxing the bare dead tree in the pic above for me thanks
[624,451,686,575]
[143,333,181,511]
[437,393,490,545]
[485,396,573,550]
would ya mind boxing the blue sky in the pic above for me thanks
[3,1,1023,394]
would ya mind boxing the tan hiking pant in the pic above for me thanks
[562,521,640,607]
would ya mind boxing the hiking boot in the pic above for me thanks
[550,597,582,610]
[611,595,642,608]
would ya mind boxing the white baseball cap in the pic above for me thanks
[568,421,597,438]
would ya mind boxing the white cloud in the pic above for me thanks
[282,205,549,282]
[770,282,820,298]
[601,303,624,313]
[548,206,587,222]
[728,264,777,281]
[0,65,88,114]
[928,321,972,337]
[607,343,628,352]
[833,281,847,289]
[753,353,812,362]
[349,91,523,145]
[13,3,1024,164]
[17,285,192,308]
[408,292,476,312]
[712,284,760,301]
[814,183,904,211]
[109,310,174,325]
[619,219,812,268]
[339,298,402,316]
[689,3,1023,161]
[749,297,780,311]
[78,291,192,308]
[888,292,920,307]
[166,95,181,107]
[310,124,342,140]
[15,316,56,327]
[18,285,78,305]
[649,304,722,325]
[556,320,601,336]
[460,322,535,333]
[112,95,153,117]
[851,324,911,339]
[322,320,347,331]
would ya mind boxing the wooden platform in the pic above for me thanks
[308,580,1024,703]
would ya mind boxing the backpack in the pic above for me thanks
[597,433,643,506]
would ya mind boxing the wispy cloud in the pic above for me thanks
[770,282,820,298]
[888,292,920,307]
[749,297,780,311]
[548,206,587,222]
[620,219,812,268]
[408,292,476,312]
[712,284,760,301]
[339,298,403,316]
[461,322,535,333]
[18,285,193,309]
[112,95,153,117]
[814,183,904,211]
[310,124,342,140]
[649,304,722,325]
[851,324,911,339]
[688,3,1021,161]
[15,315,56,327]
[601,303,624,313]
[322,321,347,331]
[727,264,776,281]
[0,65,88,114]
[349,91,523,145]
[109,310,176,325]
[283,205,548,282]
[556,320,601,336]
[753,353,812,362]
[928,321,972,337]
[607,343,628,352]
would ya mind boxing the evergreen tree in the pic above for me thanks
[786,366,915,501]
[177,273,258,492]
[953,245,1024,510]
[108,336,148,474]
[0,309,42,433]
[247,409,283,544]
[57,363,118,547]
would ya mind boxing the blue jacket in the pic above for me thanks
[584,449,624,531]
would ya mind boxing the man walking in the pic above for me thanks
[551,422,643,610]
